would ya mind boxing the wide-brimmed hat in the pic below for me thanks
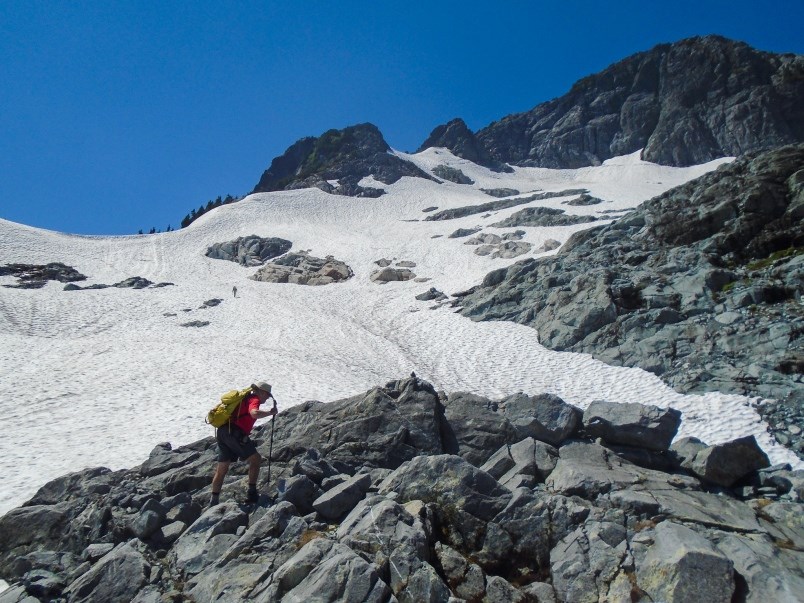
[252,381,272,394]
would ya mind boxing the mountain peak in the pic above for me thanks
[252,123,433,197]
[472,35,803,168]
[417,118,510,172]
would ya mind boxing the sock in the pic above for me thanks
[248,483,257,493]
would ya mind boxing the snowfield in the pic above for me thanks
[1,149,797,516]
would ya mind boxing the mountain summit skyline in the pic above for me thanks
[2,2,803,235]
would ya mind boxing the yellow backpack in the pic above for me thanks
[206,387,252,428]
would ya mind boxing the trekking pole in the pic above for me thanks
[267,396,277,492]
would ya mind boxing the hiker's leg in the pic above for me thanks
[247,453,262,484]
[212,461,231,493]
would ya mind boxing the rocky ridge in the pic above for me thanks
[458,145,804,456]
[471,35,804,168]
[0,376,801,602]
[252,123,434,197]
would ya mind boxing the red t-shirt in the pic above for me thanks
[232,394,260,434]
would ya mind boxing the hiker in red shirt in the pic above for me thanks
[209,381,277,507]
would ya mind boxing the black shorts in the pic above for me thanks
[216,425,258,462]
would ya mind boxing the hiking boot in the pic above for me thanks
[246,489,259,504]
[208,494,220,508]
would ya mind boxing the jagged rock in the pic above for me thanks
[583,400,681,451]
[564,194,604,206]
[481,188,520,198]
[637,521,735,602]
[269,379,445,472]
[139,442,200,478]
[441,392,519,466]
[424,189,588,221]
[432,164,474,184]
[114,277,153,289]
[447,228,481,239]
[129,510,161,540]
[418,118,509,172]
[502,230,526,241]
[171,502,249,577]
[253,123,434,196]
[536,239,561,253]
[476,36,804,168]
[187,502,308,602]
[484,576,526,603]
[465,233,502,245]
[480,438,559,488]
[434,542,486,600]
[312,473,372,521]
[205,235,293,266]
[251,252,353,285]
[550,520,628,603]
[502,392,582,446]
[669,436,708,466]
[370,267,416,282]
[255,538,392,602]
[276,475,320,514]
[0,262,87,288]
[491,206,597,228]
[711,531,804,602]
[63,540,150,603]
[685,435,771,487]
[415,287,447,302]
[379,455,511,552]
[337,496,438,599]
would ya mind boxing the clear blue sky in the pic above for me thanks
[1,1,802,235]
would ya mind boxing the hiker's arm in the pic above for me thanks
[250,402,278,419]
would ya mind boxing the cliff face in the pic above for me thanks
[457,36,803,168]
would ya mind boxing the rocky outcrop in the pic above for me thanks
[64,277,175,291]
[490,206,597,228]
[432,164,474,184]
[250,252,352,286]
[417,118,510,172]
[424,189,588,221]
[205,236,292,266]
[252,123,434,197]
[459,145,804,458]
[473,36,804,168]
[0,377,801,602]
[1,263,86,289]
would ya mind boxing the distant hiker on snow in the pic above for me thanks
[232,285,237,298]
[209,381,277,507]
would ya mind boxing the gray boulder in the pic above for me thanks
[637,521,735,602]
[205,236,292,266]
[187,502,307,602]
[442,392,519,466]
[62,541,150,603]
[582,400,681,450]
[502,393,581,446]
[550,520,628,603]
[171,502,249,577]
[276,474,321,514]
[379,454,511,552]
[251,252,353,285]
[480,437,559,488]
[254,538,392,603]
[312,473,372,521]
[686,435,771,487]
[337,496,438,600]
